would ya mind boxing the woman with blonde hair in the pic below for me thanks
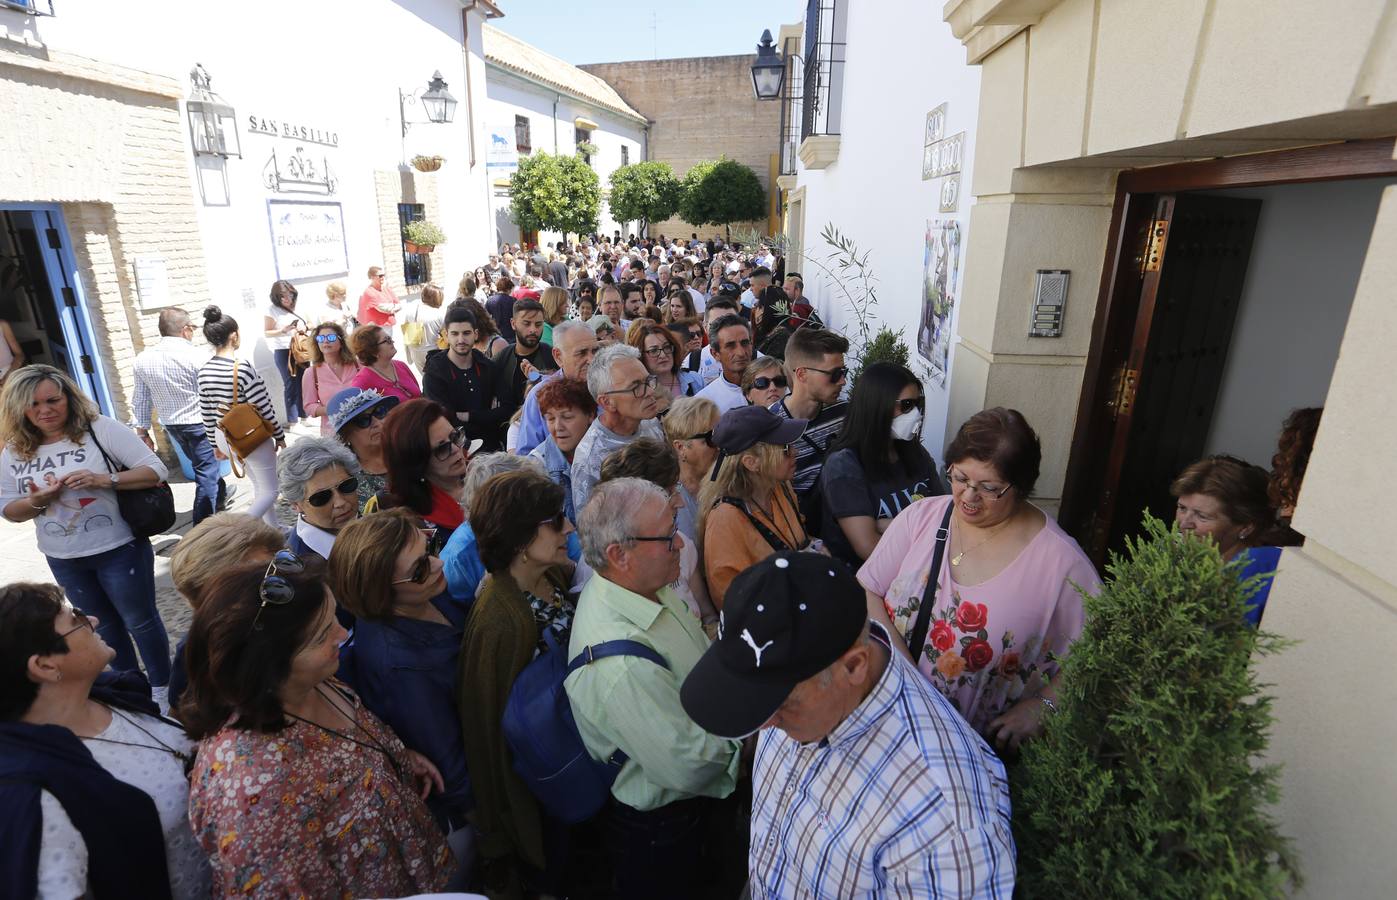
[662,396,719,542]
[740,355,789,408]
[538,285,569,347]
[301,320,361,435]
[699,404,810,606]
[0,364,173,707]
[319,281,357,331]
[402,283,447,372]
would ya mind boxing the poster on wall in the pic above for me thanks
[267,199,349,283]
[487,120,519,175]
[918,219,961,386]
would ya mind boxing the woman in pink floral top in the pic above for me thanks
[859,408,1099,751]
[180,553,452,897]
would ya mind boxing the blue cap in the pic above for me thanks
[326,388,398,434]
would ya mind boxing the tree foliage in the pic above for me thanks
[509,152,601,236]
[608,161,682,231]
[678,158,766,234]
[1013,514,1300,899]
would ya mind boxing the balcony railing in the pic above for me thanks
[800,0,846,142]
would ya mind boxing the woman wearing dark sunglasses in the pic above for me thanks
[326,388,397,513]
[278,436,361,572]
[458,470,576,897]
[300,322,360,435]
[182,555,452,898]
[820,362,945,566]
[329,509,472,874]
[378,398,477,554]
[741,355,790,409]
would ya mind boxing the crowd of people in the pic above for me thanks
[0,233,1319,899]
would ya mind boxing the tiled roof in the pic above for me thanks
[483,25,647,125]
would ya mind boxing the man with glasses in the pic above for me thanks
[565,478,742,900]
[570,344,664,515]
[515,320,600,457]
[357,265,401,328]
[695,314,754,414]
[774,327,852,533]
[131,307,231,523]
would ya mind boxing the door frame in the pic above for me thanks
[0,203,116,416]
[1059,137,1397,560]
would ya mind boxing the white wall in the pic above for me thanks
[788,0,980,459]
[1201,177,1396,466]
[484,69,646,248]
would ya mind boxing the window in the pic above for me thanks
[801,0,847,140]
[515,114,532,155]
[0,0,55,13]
[575,126,594,168]
[621,145,630,167]
[398,203,428,287]
[574,126,592,146]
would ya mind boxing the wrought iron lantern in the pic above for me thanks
[750,30,785,101]
[185,63,242,158]
[419,71,458,125]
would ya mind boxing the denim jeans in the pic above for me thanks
[604,797,708,900]
[164,422,225,524]
[46,538,171,687]
[273,348,305,423]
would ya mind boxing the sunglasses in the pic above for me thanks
[252,550,305,632]
[431,426,471,461]
[897,396,926,414]
[314,334,340,344]
[537,509,568,532]
[306,477,358,508]
[803,365,849,383]
[348,402,393,430]
[685,429,715,446]
[751,376,789,391]
[59,607,93,638]
[391,553,435,585]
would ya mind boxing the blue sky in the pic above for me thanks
[489,0,801,65]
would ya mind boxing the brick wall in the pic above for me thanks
[373,168,445,298]
[580,55,780,238]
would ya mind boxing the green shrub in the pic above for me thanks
[403,219,446,246]
[851,325,909,383]
[1012,514,1299,899]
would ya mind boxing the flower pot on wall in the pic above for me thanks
[411,155,445,172]
[405,241,435,254]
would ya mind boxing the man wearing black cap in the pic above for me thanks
[681,553,1016,898]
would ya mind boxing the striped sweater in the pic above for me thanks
[197,355,285,446]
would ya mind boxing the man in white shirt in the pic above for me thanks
[740,266,773,311]
[695,314,753,415]
[131,308,229,523]
[696,298,740,385]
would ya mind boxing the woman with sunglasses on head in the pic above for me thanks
[859,407,1098,752]
[630,322,704,404]
[300,321,361,435]
[349,323,421,403]
[325,388,396,513]
[183,555,452,898]
[819,362,946,567]
[328,509,473,874]
[699,404,812,607]
[663,396,720,543]
[0,582,211,900]
[457,469,576,898]
[741,355,790,408]
[378,398,474,554]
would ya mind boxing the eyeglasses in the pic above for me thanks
[391,553,435,585]
[252,550,305,632]
[946,466,1012,499]
[803,365,848,383]
[348,403,392,430]
[431,426,471,461]
[538,509,568,532]
[685,430,714,447]
[306,477,358,508]
[59,607,93,639]
[377,337,395,347]
[314,334,340,344]
[628,515,680,551]
[643,344,675,358]
[602,374,659,398]
[897,396,926,414]
[751,375,789,391]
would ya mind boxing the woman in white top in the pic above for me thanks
[0,582,211,900]
[0,365,174,706]
[264,279,309,426]
[318,280,358,333]
[401,283,446,373]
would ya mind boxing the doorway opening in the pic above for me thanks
[0,205,112,410]
[1060,138,1397,564]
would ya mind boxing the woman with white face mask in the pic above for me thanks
[818,362,946,566]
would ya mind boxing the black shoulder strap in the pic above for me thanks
[86,426,122,475]
[719,496,792,552]
[907,502,954,664]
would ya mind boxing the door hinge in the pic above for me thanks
[45,227,62,251]
[80,355,95,375]
[1140,218,1168,275]
[1105,366,1139,420]
[61,286,76,307]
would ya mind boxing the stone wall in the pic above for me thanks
[581,55,779,239]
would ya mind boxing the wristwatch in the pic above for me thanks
[109,473,120,486]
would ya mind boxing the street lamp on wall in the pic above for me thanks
[750,29,785,101]
[400,70,459,138]
[185,63,242,158]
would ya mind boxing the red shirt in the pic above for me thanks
[358,284,400,326]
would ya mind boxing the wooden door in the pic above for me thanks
[1071,193,1262,562]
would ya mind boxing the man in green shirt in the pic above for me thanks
[565,477,741,900]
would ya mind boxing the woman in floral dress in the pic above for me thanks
[181,553,452,898]
[859,407,1100,752]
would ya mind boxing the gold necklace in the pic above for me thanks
[950,516,1014,567]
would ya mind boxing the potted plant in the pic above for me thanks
[403,219,446,254]
[412,154,445,173]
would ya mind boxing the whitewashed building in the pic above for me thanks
[0,0,499,425]
[769,0,980,450]
[482,24,648,248]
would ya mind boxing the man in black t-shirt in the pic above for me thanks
[492,298,558,413]
[772,327,851,536]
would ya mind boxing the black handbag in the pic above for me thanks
[906,502,955,663]
[88,427,177,538]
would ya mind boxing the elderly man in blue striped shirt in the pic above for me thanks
[681,552,1015,898]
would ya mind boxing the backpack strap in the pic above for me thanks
[565,639,671,769]
[719,496,793,553]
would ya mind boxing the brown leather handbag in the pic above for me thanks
[217,360,275,472]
